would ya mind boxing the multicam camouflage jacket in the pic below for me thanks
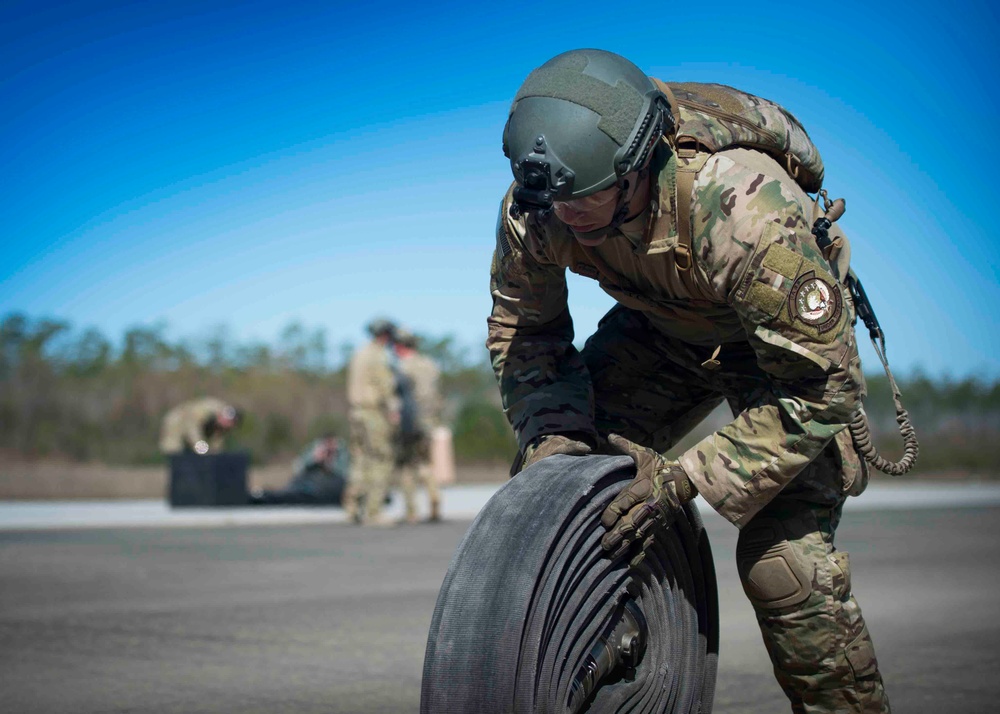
[347,340,400,417]
[158,396,229,454]
[487,142,867,525]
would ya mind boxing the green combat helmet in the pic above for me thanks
[503,49,673,239]
[367,318,397,340]
[394,327,419,349]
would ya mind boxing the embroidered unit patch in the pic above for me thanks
[789,271,842,333]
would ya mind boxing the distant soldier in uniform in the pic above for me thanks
[159,397,241,455]
[393,328,443,523]
[344,318,400,525]
[248,434,349,505]
[490,50,888,711]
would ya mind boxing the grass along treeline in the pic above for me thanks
[0,313,513,466]
[2,313,996,475]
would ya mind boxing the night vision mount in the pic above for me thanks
[510,135,574,215]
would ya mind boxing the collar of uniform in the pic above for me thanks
[617,204,651,247]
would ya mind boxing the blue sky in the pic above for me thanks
[2,0,998,377]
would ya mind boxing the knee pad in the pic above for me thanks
[736,517,813,610]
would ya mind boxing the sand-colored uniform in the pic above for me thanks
[397,352,443,521]
[158,397,230,454]
[488,143,888,711]
[345,340,400,522]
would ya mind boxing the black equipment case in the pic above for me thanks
[168,452,249,507]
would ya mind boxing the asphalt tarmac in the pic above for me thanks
[1,494,999,713]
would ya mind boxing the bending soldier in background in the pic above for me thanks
[491,50,889,712]
[159,397,242,455]
[248,434,349,505]
[343,318,400,526]
[393,328,443,523]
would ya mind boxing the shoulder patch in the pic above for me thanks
[788,271,843,334]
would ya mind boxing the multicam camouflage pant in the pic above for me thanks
[346,409,396,522]
[582,306,889,713]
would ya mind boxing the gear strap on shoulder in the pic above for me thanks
[651,77,700,274]
[673,146,709,272]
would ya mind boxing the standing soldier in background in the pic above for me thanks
[393,328,443,523]
[159,397,242,455]
[344,318,400,525]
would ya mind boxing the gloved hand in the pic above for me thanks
[600,434,697,564]
[520,433,593,471]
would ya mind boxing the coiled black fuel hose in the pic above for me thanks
[421,454,718,713]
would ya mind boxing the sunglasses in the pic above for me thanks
[551,184,621,220]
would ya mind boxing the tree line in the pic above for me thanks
[1,312,996,474]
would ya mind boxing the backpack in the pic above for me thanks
[394,366,421,440]
[651,79,825,270]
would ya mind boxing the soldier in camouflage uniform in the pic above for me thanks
[489,49,888,712]
[158,396,241,455]
[393,328,443,523]
[344,319,401,525]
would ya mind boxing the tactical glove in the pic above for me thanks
[521,433,593,470]
[600,434,697,565]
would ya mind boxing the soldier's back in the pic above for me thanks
[347,341,393,410]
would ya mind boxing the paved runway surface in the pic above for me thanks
[2,486,999,713]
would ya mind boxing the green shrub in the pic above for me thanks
[452,400,517,463]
